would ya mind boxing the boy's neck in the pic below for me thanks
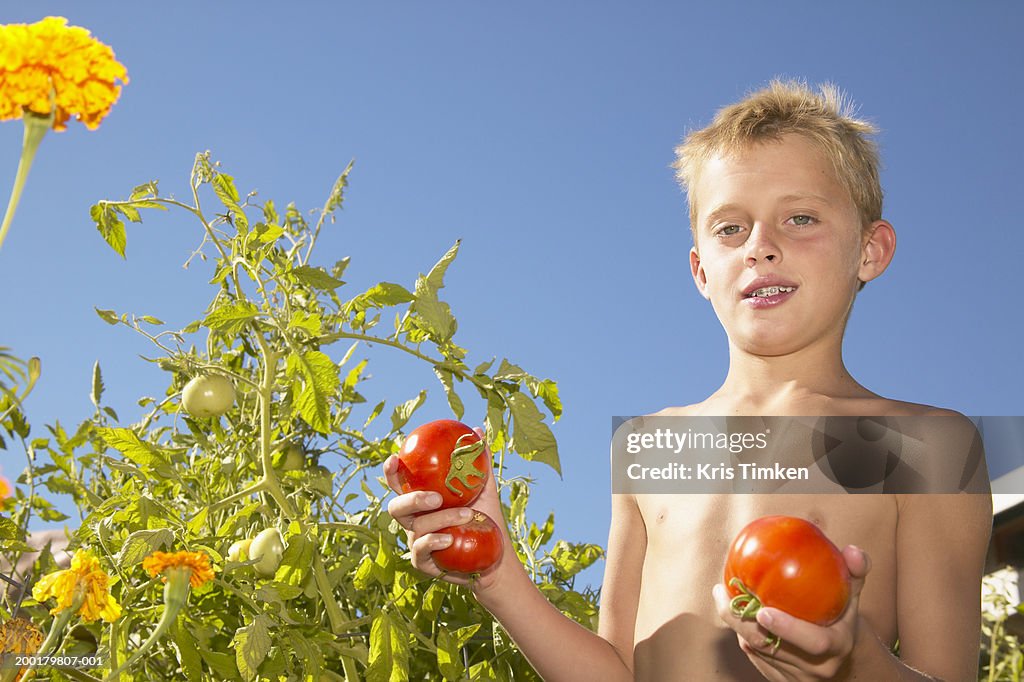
[713,337,874,412]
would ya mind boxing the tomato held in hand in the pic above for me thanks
[181,374,235,418]
[724,515,851,626]
[395,419,488,510]
[431,511,503,575]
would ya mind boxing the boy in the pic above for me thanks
[383,80,992,680]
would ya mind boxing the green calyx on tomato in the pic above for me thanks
[724,515,851,650]
[181,374,235,418]
[431,510,503,577]
[445,435,486,496]
[249,528,286,578]
[395,420,489,510]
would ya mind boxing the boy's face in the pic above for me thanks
[689,134,891,356]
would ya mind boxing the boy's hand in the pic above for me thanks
[383,427,517,595]
[713,545,870,681]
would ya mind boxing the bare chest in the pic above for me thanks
[631,494,899,680]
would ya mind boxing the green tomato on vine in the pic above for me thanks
[181,374,235,418]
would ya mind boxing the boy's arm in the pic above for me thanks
[474,491,644,680]
[384,443,641,681]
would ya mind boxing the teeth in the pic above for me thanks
[749,286,795,298]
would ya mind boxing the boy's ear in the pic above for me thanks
[690,246,710,300]
[859,220,897,284]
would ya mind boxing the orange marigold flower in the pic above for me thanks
[0,475,11,500]
[143,551,215,588]
[0,16,128,131]
[31,549,121,623]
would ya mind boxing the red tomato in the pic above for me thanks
[724,515,851,626]
[395,419,487,510]
[431,511,503,575]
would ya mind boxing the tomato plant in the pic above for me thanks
[395,419,487,510]
[431,511,503,575]
[180,373,235,418]
[724,515,851,627]
[0,154,603,681]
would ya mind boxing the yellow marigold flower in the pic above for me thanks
[0,16,128,131]
[143,551,215,588]
[31,549,121,623]
[0,476,11,500]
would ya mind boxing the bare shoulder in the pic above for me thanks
[648,403,702,417]
[851,395,958,416]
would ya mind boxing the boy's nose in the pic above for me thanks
[744,223,781,265]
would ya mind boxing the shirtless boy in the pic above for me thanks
[384,81,993,680]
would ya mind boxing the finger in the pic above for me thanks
[410,532,452,572]
[382,455,403,494]
[410,506,476,537]
[843,545,870,584]
[386,490,442,528]
[754,607,833,658]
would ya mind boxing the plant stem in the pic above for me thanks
[0,113,51,253]
[102,570,189,681]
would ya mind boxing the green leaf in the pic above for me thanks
[90,202,127,257]
[390,390,426,433]
[130,180,159,200]
[90,360,104,409]
[408,242,460,342]
[291,265,344,291]
[322,160,354,220]
[119,204,142,223]
[232,615,273,681]
[173,620,204,681]
[287,350,340,433]
[548,541,604,579]
[529,378,563,421]
[203,300,260,335]
[434,367,464,421]
[198,645,240,680]
[494,359,528,381]
[0,516,21,540]
[367,610,409,682]
[346,282,414,314]
[252,221,284,244]
[211,173,249,232]
[288,311,322,336]
[436,628,464,681]
[95,427,173,470]
[364,400,386,429]
[213,172,241,205]
[507,392,561,475]
[116,528,174,569]
[95,308,121,325]
[275,533,314,586]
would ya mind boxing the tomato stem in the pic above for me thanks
[728,578,782,653]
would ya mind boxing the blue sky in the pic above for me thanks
[2,3,1022,590]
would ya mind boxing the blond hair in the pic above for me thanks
[673,80,882,242]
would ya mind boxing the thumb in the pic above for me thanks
[843,545,870,599]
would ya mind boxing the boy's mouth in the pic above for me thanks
[740,279,799,308]
[743,285,797,299]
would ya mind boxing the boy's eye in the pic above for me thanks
[717,225,742,236]
[789,215,817,226]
